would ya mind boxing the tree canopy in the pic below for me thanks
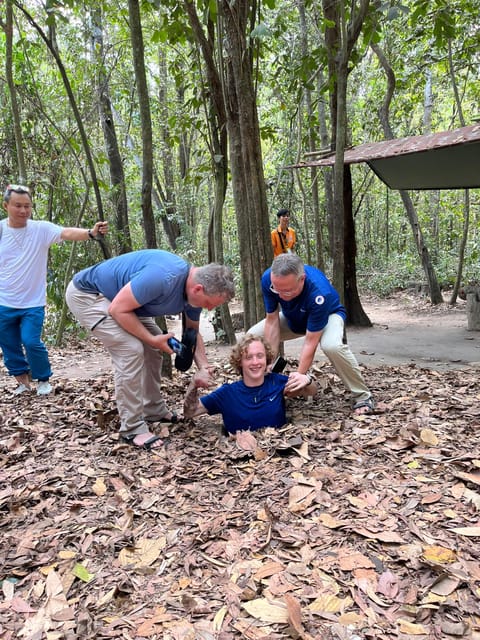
[1,0,479,331]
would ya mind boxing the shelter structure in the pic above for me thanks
[294,123,480,190]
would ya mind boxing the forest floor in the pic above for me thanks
[1,291,479,639]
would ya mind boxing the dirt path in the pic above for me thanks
[50,291,480,381]
[334,293,480,370]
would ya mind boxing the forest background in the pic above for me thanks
[1,0,479,344]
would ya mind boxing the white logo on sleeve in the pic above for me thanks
[315,295,325,305]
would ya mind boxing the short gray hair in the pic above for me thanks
[194,263,235,301]
[271,253,305,278]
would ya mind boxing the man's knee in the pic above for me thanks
[321,338,344,359]
[247,320,265,337]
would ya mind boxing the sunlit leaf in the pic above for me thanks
[242,598,289,623]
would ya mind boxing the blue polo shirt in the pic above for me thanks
[201,372,289,434]
[261,265,346,333]
[73,249,201,320]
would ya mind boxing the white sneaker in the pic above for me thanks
[13,383,31,395]
[37,381,52,395]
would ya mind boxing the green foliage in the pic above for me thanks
[2,0,479,334]
[357,258,425,297]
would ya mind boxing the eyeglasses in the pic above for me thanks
[4,184,30,197]
[269,283,297,297]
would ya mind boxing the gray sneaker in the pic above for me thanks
[37,381,52,395]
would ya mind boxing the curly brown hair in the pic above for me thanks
[229,334,275,375]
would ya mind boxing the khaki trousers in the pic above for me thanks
[66,281,169,436]
[248,312,371,403]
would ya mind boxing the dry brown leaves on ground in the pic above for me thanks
[1,352,479,640]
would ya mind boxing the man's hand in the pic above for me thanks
[193,368,214,388]
[284,371,311,395]
[91,221,108,238]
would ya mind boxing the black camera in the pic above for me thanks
[271,355,287,373]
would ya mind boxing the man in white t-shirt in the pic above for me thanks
[0,184,108,395]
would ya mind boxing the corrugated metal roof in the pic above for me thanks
[293,124,480,190]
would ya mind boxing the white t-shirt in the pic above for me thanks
[0,219,63,308]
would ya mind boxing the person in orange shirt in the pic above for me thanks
[271,209,296,257]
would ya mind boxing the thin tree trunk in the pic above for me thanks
[317,67,334,264]
[4,0,27,182]
[157,49,182,250]
[322,0,372,326]
[91,7,131,255]
[344,165,371,326]
[128,0,157,249]
[219,0,272,329]
[372,42,443,304]
[183,0,235,343]
[297,0,322,268]
[448,39,469,306]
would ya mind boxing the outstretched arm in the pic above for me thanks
[183,379,208,419]
[60,220,108,241]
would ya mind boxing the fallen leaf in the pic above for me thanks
[242,598,289,623]
[309,594,353,613]
[422,545,456,564]
[429,575,460,596]
[352,527,405,543]
[318,513,344,528]
[118,537,166,568]
[288,484,315,512]
[450,526,480,536]
[397,619,428,634]
[419,428,439,446]
[92,477,107,496]
[71,563,94,583]
[285,594,304,636]
[453,471,480,486]
[236,430,258,451]
[338,551,375,571]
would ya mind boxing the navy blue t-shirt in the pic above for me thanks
[261,265,346,333]
[201,372,289,434]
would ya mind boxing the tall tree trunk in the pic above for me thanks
[157,48,181,250]
[91,7,131,255]
[448,39,470,306]
[322,0,372,326]
[297,0,322,269]
[317,67,334,264]
[128,0,156,249]
[344,165,371,326]
[4,0,27,183]
[183,0,235,344]
[372,42,443,304]
[423,70,440,253]
[219,0,272,330]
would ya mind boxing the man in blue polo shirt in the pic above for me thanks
[248,253,374,415]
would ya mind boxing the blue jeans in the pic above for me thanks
[0,305,52,381]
